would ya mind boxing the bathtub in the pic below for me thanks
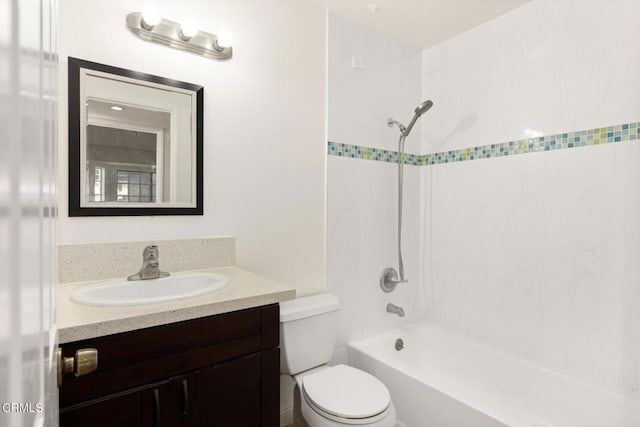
[348,324,640,427]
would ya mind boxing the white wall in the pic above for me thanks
[58,0,326,294]
[421,0,640,396]
[327,12,424,362]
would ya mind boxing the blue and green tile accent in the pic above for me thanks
[328,121,640,165]
[327,142,422,165]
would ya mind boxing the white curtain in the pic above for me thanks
[0,0,58,426]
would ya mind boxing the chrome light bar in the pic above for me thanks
[126,12,232,60]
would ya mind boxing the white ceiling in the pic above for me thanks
[307,0,532,50]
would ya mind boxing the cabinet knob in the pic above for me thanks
[57,348,98,387]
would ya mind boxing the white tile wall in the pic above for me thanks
[420,0,640,153]
[327,12,424,362]
[420,0,640,396]
[327,157,424,361]
[329,12,422,151]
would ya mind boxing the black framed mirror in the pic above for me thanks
[68,57,203,216]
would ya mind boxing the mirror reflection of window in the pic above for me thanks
[116,170,156,203]
[85,121,165,204]
[81,76,193,207]
[93,167,105,201]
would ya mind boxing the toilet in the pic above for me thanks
[280,293,396,427]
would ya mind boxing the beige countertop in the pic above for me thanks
[57,266,295,344]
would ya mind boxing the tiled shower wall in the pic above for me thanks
[327,0,640,397]
[327,12,424,362]
[420,0,640,396]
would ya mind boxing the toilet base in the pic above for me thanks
[293,383,310,427]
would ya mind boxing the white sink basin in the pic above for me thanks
[70,273,229,306]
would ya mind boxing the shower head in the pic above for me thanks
[415,100,434,116]
[404,100,433,137]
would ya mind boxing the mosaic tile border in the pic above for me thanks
[327,141,422,165]
[328,121,640,165]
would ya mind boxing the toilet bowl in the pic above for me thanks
[280,294,397,427]
[296,365,396,426]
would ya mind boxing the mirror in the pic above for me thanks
[68,57,203,216]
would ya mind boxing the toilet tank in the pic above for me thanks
[279,293,340,375]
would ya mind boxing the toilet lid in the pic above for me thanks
[302,364,390,419]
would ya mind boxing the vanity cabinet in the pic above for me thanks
[59,304,280,427]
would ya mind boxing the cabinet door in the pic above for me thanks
[170,375,198,427]
[60,388,143,427]
[60,391,149,427]
[141,382,172,427]
[196,354,261,427]
[60,381,172,427]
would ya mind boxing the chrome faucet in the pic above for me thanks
[386,303,405,317]
[127,245,170,281]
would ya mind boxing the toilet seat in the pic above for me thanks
[301,364,391,425]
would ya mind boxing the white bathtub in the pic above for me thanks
[348,324,640,427]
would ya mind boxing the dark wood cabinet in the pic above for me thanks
[59,304,279,427]
[59,386,147,427]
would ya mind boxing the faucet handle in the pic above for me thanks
[380,267,406,293]
[127,245,170,281]
[143,245,159,261]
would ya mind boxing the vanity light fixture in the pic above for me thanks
[140,7,161,30]
[179,18,198,41]
[126,11,233,60]
[216,30,233,50]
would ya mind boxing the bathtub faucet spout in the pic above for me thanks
[386,303,405,317]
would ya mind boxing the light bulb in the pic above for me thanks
[141,7,161,29]
[215,30,233,49]
[180,19,199,40]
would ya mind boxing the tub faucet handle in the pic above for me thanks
[380,267,406,293]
